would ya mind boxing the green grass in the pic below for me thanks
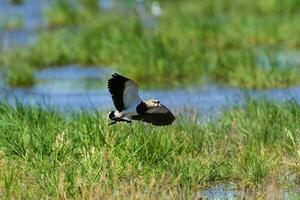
[8,0,24,5]
[5,65,35,88]
[0,17,24,30]
[1,0,300,88]
[1,99,300,198]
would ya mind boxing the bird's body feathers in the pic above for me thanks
[107,73,175,126]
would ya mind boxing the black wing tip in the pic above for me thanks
[112,73,119,77]
[107,73,129,87]
[108,73,120,82]
[110,73,129,80]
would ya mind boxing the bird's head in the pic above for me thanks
[145,99,161,108]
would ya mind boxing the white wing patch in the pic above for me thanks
[123,80,142,109]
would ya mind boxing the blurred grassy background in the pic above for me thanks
[1,0,300,88]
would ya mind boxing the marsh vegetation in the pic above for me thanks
[0,100,300,199]
[1,0,300,199]
[1,0,300,88]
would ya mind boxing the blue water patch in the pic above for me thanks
[194,184,300,200]
[0,0,48,30]
[0,0,48,48]
[1,65,300,120]
[34,65,111,93]
[100,0,114,10]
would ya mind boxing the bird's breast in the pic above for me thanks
[136,101,148,115]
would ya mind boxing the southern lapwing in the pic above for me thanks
[107,73,175,126]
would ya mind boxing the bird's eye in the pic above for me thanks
[154,100,160,104]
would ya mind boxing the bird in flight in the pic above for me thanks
[107,73,175,126]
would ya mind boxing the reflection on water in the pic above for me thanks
[1,66,300,119]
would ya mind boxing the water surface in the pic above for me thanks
[194,184,300,200]
[1,65,300,121]
[0,0,48,48]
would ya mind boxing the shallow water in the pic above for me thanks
[1,65,300,120]
[0,0,104,48]
[0,29,38,48]
[194,184,300,200]
[34,65,110,92]
[0,0,49,47]
[0,0,48,29]
[1,65,242,116]
[194,185,238,200]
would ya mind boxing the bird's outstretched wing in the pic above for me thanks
[132,104,175,126]
[108,73,142,111]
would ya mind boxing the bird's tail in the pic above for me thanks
[108,111,117,126]
[108,111,131,125]
[108,111,116,120]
